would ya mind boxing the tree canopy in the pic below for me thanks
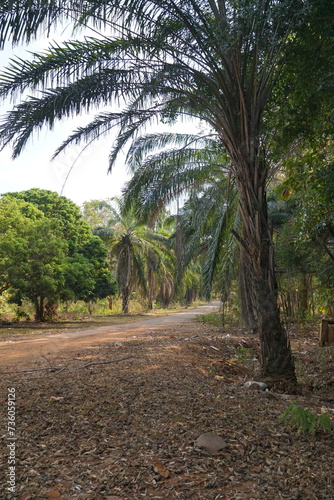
[0,190,117,320]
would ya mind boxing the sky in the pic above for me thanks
[0,26,131,208]
[0,24,202,209]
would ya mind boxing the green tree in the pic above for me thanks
[2,0,332,385]
[123,132,258,327]
[0,191,116,320]
[274,142,334,317]
[0,196,45,295]
[60,237,118,313]
[6,188,92,253]
[77,235,118,305]
[98,198,173,313]
[81,199,115,230]
[7,217,68,321]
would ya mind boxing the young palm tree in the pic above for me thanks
[1,0,322,386]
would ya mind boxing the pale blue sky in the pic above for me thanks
[0,25,200,208]
[0,26,130,207]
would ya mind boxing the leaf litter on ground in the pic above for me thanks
[0,318,333,499]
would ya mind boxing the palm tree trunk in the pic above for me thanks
[122,286,130,314]
[238,176,296,388]
[239,245,258,332]
[147,258,155,310]
[230,145,296,388]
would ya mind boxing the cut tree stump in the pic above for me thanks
[319,319,334,345]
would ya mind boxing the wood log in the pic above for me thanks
[320,319,329,345]
[328,325,334,344]
[320,319,334,345]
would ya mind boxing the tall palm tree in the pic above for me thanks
[94,197,174,313]
[1,0,322,386]
[124,135,231,278]
[123,131,260,328]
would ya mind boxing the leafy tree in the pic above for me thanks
[2,0,332,385]
[0,191,116,320]
[81,199,115,230]
[6,188,92,253]
[77,235,118,304]
[273,142,334,318]
[60,237,118,312]
[0,195,45,294]
[7,217,68,321]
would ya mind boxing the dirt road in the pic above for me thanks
[0,301,221,368]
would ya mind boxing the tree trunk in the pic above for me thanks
[300,273,310,319]
[34,296,45,322]
[239,245,258,332]
[239,187,296,388]
[160,276,173,308]
[147,264,155,310]
[185,287,194,305]
[122,286,130,314]
[45,301,58,320]
[87,300,94,315]
[232,150,296,389]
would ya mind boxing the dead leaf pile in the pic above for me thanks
[0,319,333,499]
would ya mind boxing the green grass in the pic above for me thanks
[196,311,224,327]
[196,310,241,327]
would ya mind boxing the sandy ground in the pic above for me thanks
[0,302,221,368]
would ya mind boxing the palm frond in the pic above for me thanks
[0,68,146,157]
[0,0,67,48]
[0,36,150,98]
[126,132,218,172]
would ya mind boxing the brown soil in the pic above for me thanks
[0,305,333,500]
[0,303,220,368]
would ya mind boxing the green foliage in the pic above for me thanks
[0,196,44,294]
[7,188,92,253]
[0,0,332,382]
[196,312,224,328]
[104,198,175,313]
[271,142,334,318]
[235,348,252,362]
[81,199,115,230]
[13,308,31,322]
[122,132,238,303]
[280,403,334,435]
[0,190,116,321]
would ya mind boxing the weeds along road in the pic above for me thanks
[0,301,221,368]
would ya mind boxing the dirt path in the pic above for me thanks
[0,301,221,368]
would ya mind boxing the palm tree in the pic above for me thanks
[93,197,174,313]
[1,0,320,386]
[123,131,259,328]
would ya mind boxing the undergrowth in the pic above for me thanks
[280,403,334,435]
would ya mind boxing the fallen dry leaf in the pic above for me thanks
[152,459,170,478]
[0,316,333,500]
[44,490,61,500]
[49,396,64,402]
